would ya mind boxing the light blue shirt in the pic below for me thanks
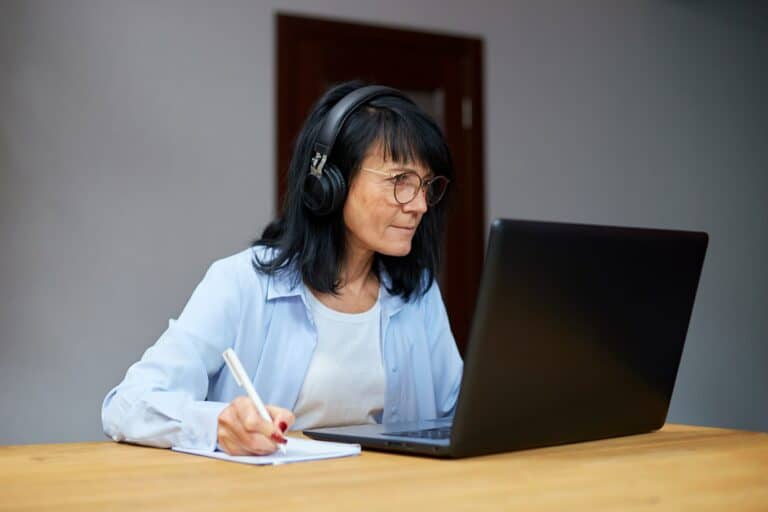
[101,247,463,451]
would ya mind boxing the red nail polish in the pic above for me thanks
[279,421,288,432]
[271,432,287,444]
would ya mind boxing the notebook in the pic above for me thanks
[173,437,360,466]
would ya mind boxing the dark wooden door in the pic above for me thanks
[277,14,485,354]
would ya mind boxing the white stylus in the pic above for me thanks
[222,348,286,454]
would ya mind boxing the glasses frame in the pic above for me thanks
[360,167,450,207]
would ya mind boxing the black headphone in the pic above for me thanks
[302,85,415,216]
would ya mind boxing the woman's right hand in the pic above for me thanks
[216,396,295,455]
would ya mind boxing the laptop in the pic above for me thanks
[304,218,708,458]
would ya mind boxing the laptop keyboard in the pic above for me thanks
[383,426,452,440]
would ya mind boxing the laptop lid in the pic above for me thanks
[449,219,708,457]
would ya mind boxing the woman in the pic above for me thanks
[102,81,463,455]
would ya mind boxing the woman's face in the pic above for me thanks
[343,144,430,258]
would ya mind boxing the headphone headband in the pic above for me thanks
[309,85,414,177]
[303,84,415,216]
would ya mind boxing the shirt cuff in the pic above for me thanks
[178,400,228,451]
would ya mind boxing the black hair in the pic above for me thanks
[252,80,454,302]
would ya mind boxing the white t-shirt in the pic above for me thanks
[291,287,386,430]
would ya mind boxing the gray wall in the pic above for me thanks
[1,1,766,445]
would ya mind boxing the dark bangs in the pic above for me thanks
[339,100,453,182]
[252,81,454,302]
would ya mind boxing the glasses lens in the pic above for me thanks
[426,177,448,206]
[393,172,449,206]
[394,173,421,204]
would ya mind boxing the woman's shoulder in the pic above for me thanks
[206,245,293,291]
[203,246,267,288]
[206,247,253,272]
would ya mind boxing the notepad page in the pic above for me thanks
[173,437,361,465]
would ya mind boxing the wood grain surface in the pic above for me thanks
[1,424,766,511]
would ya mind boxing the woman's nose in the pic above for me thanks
[404,187,428,213]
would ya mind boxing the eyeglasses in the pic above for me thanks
[360,167,450,207]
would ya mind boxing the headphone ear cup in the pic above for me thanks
[302,165,346,216]
[322,164,347,214]
[302,172,327,214]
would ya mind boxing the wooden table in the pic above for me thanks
[1,424,767,511]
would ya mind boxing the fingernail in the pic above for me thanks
[279,421,288,432]
[271,432,288,444]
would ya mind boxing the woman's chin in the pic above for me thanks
[376,241,412,257]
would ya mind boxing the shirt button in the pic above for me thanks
[392,367,398,373]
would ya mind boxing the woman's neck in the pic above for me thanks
[339,245,375,293]
[309,244,379,314]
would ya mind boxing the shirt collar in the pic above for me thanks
[265,269,303,300]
